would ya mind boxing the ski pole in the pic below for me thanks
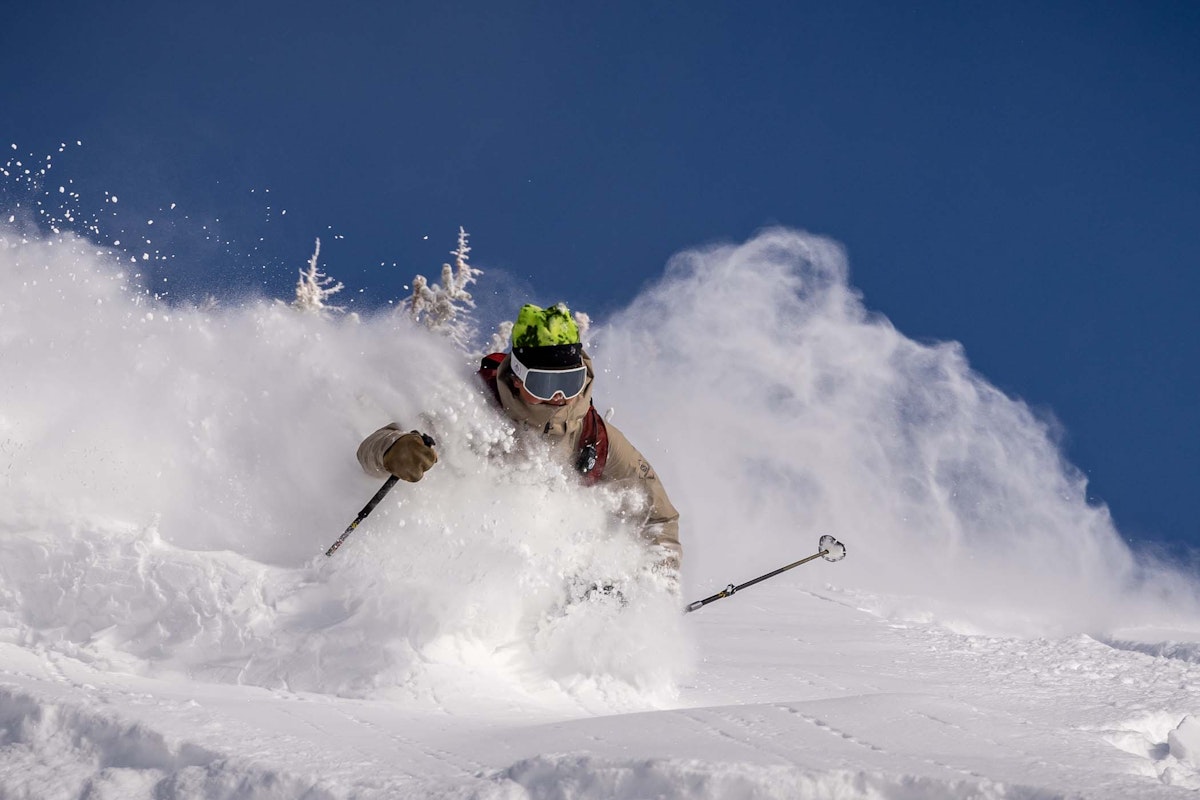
[684,534,847,613]
[324,432,435,557]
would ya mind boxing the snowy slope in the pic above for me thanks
[3,587,1200,798]
[2,223,1199,799]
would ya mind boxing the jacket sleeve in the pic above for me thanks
[357,422,405,478]
[600,422,682,571]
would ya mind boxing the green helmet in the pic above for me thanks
[511,303,583,370]
[512,303,580,348]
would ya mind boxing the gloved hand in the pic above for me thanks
[381,431,438,482]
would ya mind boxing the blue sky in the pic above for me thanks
[4,2,1198,553]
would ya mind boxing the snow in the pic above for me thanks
[1170,717,1200,766]
[2,223,1200,798]
[3,590,1199,798]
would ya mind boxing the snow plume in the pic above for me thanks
[3,221,1197,726]
[593,228,1200,636]
[0,225,686,710]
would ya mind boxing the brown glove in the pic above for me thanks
[381,431,438,482]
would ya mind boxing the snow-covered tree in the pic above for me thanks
[485,320,514,355]
[406,227,482,349]
[404,229,592,355]
[572,311,591,344]
[292,238,345,314]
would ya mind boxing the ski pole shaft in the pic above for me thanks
[325,476,399,557]
[324,432,435,557]
[684,535,846,613]
[684,550,825,613]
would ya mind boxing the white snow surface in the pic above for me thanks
[3,223,1200,798]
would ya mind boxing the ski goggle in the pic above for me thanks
[510,353,588,401]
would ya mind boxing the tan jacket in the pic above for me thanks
[357,353,681,569]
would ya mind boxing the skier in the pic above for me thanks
[356,302,681,585]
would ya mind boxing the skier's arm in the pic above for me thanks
[357,423,437,482]
[357,423,405,477]
[601,423,682,572]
